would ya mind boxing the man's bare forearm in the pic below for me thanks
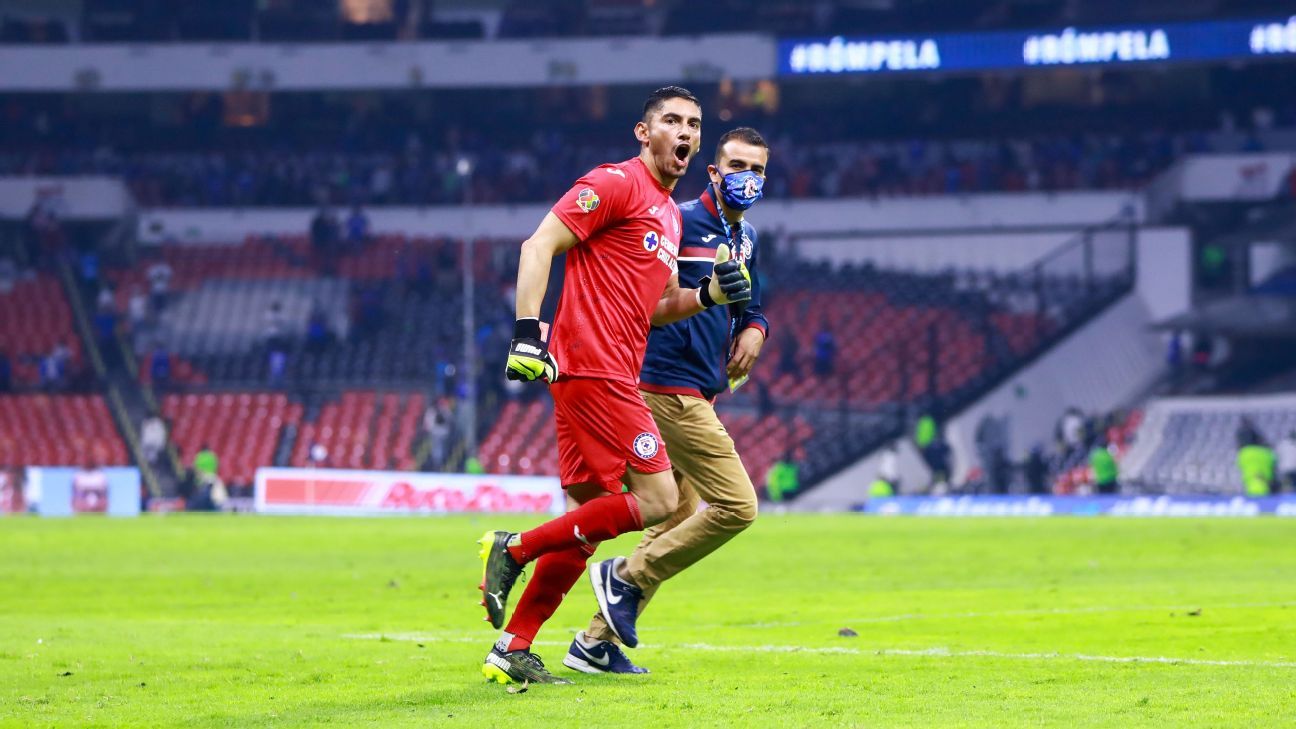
[651,287,705,326]
[515,238,553,320]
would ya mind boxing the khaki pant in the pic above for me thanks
[588,391,757,644]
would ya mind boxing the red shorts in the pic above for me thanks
[551,377,671,492]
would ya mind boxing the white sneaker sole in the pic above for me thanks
[562,654,605,674]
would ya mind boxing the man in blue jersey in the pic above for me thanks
[566,127,771,674]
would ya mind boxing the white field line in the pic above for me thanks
[342,633,1296,670]
[687,600,1296,630]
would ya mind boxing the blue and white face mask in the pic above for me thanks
[715,170,765,211]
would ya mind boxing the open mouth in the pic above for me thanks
[673,143,691,163]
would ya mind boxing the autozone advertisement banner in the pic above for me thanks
[254,468,563,516]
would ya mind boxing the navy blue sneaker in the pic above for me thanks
[562,631,650,674]
[589,557,644,648]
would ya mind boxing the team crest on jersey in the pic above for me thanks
[643,231,660,252]
[632,432,660,459]
[740,234,753,262]
[576,188,600,213]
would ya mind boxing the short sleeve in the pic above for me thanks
[550,164,634,242]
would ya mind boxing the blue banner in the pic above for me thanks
[861,495,1296,517]
[30,467,142,517]
[780,16,1296,76]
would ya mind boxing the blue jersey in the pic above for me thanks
[640,186,769,400]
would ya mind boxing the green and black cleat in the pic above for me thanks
[483,646,572,685]
[477,530,524,629]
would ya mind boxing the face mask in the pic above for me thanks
[715,170,764,211]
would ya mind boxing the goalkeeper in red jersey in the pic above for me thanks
[477,86,752,685]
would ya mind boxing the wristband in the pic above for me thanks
[697,277,717,309]
[513,318,542,340]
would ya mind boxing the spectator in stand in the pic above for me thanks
[268,348,288,387]
[1165,330,1184,384]
[813,320,836,377]
[149,343,172,385]
[1237,439,1276,497]
[146,258,174,313]
[1277,430,1296,494]
[308,443,328,467]
[0,349,10,392]
[96,285,115,314]
[353,283,385,336]
[140,414,168,465]
[310,205,341,274]
[93,288,118,356]
[423,397,453,471]
[263,300,290,351]
[1089,439,1119,495]
[464,454,485,475]
[345,204,370,249]
[1236,417,1262,449]
[871,442,900,499]
[975,414,1012,494]
[194,444,219,482]
[305,301,333,353]
[755,380,775,419]
[191,465,228,511]
[913,413,951,493]
[40,341,71,391]
[127,285,148,324]
[777,331,800,377]
[764,451,800,502]
[26,194,66,268]
[78,249,101,291]
[1059,407,1085,450]
[1024,444,1049,494]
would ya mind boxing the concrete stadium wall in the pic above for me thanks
[130,191,1140,245]
[794,231,1076,273]
[0,176,130,218]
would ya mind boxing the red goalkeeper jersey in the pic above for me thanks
[549,157,681,385]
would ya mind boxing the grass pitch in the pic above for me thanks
[2,514,1294,727]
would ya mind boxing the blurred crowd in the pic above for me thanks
[10,0,1288,45]
[0,128,1253,207]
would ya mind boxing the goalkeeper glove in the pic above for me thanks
[698,243,751,308]
[505,318,558,383]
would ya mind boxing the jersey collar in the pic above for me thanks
[699,185,722,220]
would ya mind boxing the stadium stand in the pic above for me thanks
[0,394,127,467]
[0,273,82,387]
[103,234,513,387]
[289,390,426,471]
[1123,395,1296,494]
[162,392,302,487]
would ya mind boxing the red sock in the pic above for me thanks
[501,543,596,651]
[508,492,642,564]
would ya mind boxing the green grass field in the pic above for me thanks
[2,514,1294,727]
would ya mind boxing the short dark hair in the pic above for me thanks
[715,127,769,163]
[642,85,700,122]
